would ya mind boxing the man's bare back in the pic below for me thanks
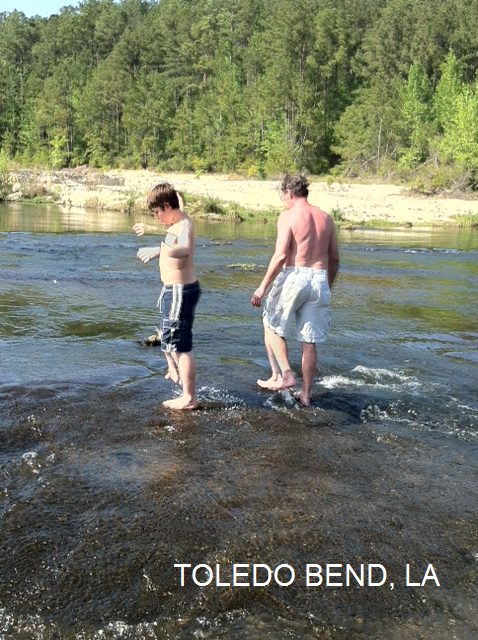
[283,202,338,271]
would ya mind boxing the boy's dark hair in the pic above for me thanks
[281,174,310,198]
[147,182,180,211]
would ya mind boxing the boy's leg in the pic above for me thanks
[162,282,200,410]
[163,351,198,410]
[164,351,180,384]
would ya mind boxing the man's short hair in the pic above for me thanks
[281,174,309,198]
[147,182,180,211]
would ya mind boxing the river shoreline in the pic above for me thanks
[6,167,478,227]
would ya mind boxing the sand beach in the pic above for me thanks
[8,168,478,226]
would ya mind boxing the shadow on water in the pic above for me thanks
[1,205,478,638]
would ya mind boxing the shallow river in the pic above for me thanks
[1,203,477,639]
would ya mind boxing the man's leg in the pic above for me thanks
[257,324,296,390]
[298,342,317,406]
[257,322,281,387]
[163,351,199,410]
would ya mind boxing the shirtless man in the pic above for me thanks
[133,183,201,410]
[251,174,339,406]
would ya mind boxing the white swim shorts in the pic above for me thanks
[263,267,331,343]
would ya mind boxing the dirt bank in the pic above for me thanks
[9,168,478,226]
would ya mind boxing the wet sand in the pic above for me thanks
[10,168,478,226]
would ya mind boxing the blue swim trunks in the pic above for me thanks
[157,281,201,353]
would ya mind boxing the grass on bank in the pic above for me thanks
[184,192,280,222]
[451,213,478,227]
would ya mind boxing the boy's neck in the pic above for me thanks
[166,208,185,225]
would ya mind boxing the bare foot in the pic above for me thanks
[257,374,281,389]
[256,373,296,391]
[165,368,181,385]
[162,395,199,410]
[296,391,311,407]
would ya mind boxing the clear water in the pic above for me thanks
[1,203,477,639]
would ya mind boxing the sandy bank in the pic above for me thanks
[9,168,478,226]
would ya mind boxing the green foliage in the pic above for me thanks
[452,213,478,228]
[0,152,13,200]
[333,78,403,176]
[433,51,465,131]
[330,207,346,222]
[202,196,228,215]
[398,62,434,169]
[1,0,478,187]
[439,84,478,171]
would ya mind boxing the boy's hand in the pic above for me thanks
[137,247,160,263]
[132,223,147,236]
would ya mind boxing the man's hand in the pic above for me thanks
[251,288,265,307]
[137,247,160,264]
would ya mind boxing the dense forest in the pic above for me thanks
[1,0,478,188]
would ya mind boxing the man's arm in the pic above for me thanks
[327,226,339,288]
[251,214,292,307]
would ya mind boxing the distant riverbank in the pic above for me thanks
[6,167,478,227]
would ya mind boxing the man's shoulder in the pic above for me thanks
[289,203,329,221]
[309,204,329,217]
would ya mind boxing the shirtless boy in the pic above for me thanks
[251,174,339,406]
[133,183,201,410]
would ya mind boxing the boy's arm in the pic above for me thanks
[137,246,161,263]
[251,213,291,307]
[132,222,158,236]
[161,220,193,259]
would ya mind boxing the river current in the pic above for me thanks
[0,203,477,639]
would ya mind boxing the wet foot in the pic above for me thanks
[256,374,296,391]
[257,374,281,389]
[162,396,199,410]
[296,390,311,407]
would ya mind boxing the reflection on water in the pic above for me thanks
[0,202,135,234]
[2,201,478,248]
[0,203,478,639]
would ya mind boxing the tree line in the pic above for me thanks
[1,0,478,189]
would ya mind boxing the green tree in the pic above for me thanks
[333,78,403,176]
[0,11,38,155]
[77,50,132,166]
[440,84,478,172]
[398,62,433,168]
[433,51,465,131]
[123,70,176,167]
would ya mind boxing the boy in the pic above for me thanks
[133,183,201,410]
